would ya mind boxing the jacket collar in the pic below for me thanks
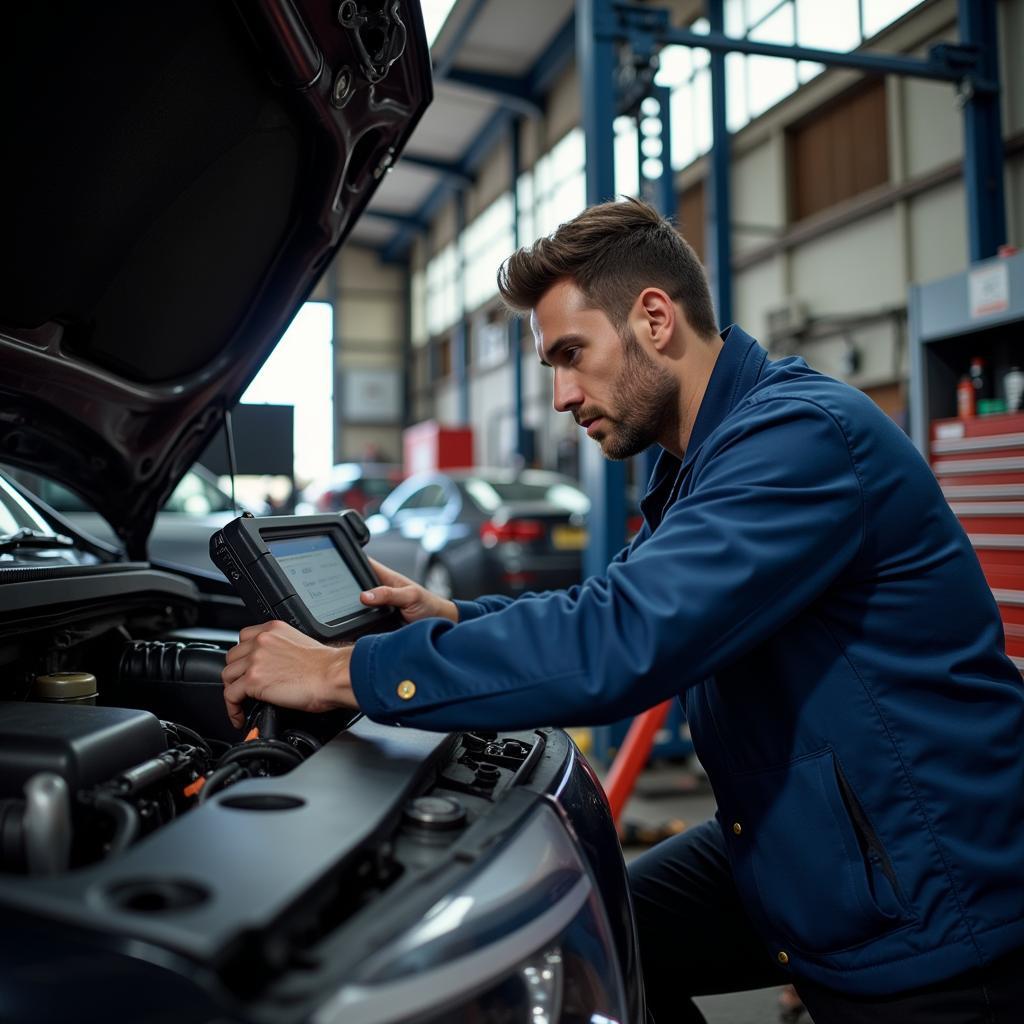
[640,325,768,524]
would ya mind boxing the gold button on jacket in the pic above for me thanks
[397,679,417,700]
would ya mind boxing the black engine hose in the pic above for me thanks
[217,738,305,767]
[92,793,140,854]
[161,720,213,759]
[217,743,304,773]
[197,764,248,804]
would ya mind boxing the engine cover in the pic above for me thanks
[0,704,166,798]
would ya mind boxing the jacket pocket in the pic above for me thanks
[740,747,913,955]
[830,754,912,923]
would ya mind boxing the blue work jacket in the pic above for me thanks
[352,326,1024,995]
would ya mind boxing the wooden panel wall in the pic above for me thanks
[789,80,889,221]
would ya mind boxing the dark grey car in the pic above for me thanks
[366,469,592,599]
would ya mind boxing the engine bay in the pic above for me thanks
[0,632,362,877]
[0,560,543,833]
[0,483,624,1024]
[0,563,618,1023]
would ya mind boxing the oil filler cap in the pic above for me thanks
[402,795,466,831]
[31,672,98,705]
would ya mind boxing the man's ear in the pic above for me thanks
[637,288,675,352]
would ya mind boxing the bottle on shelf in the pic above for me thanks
[958,375,976,418]
[954,374,970,417]
[1004,366,1024,412]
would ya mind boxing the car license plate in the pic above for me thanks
[551,525,588,550]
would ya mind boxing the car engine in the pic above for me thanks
[0,631,354,877]
[0,569,640,1024]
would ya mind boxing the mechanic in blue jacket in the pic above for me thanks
[223,198,1024,1023]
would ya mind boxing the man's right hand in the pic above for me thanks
[360,558,459,624]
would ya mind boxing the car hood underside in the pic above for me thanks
[1,0,431,559]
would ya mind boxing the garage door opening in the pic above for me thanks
[240,300,334,501]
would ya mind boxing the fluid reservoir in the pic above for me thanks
[31,672,98,705]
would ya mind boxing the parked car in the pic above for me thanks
[297,461,404,517]
[4,463,250,575]
[0,5,643,1023]
[365,468,594,599]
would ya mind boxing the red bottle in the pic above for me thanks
[958,375,976,418]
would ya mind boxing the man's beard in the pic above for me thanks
[581,327,679,460]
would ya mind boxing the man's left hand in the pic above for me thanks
[221,620,359,729]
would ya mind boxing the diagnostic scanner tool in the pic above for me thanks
[210,511,401,643]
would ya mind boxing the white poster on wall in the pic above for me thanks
[343,368,402,423]
[968,262,1010,319]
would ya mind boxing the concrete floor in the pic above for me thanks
[618,760,811,1024]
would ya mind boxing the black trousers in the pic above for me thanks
[628,818,1024,1024]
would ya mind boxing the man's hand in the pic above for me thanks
[360,558,459,624]
[221,620,357,729]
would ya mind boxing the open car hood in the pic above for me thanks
[1,1,431,559]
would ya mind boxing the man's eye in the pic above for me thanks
[565,347,580,365]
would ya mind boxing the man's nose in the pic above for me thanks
[553,369,583,414]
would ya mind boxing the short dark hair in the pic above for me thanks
[497,197,718,339]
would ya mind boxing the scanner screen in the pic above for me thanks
[267,535,364,624]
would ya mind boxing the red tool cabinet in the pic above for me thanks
[931,411,1024,670]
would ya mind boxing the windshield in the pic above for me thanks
[0,472,101,566]
[0,475,52,535]
[4,465,235,520]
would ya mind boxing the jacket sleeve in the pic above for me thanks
[351,398,864,731]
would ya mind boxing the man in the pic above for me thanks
[222,199,1024,1022]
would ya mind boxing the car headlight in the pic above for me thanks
[313,802,627,1024]
[415,894,625,1024]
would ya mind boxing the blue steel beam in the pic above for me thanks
[399,152,474,186]
[578,0,627,577]
[959,0,1007,260]
[706,0,733,327]
[527,12,576,97]
[432,0,489,79]
[382,11,577,261]
[432,0,541,114]
[364,208,430,229]
[435,6,573,115]
[381,106,514,263]
[629,24,995,90]
[606,0,1003,292]
[440,68,542,116]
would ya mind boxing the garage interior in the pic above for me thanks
[3,1,1023,1022]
